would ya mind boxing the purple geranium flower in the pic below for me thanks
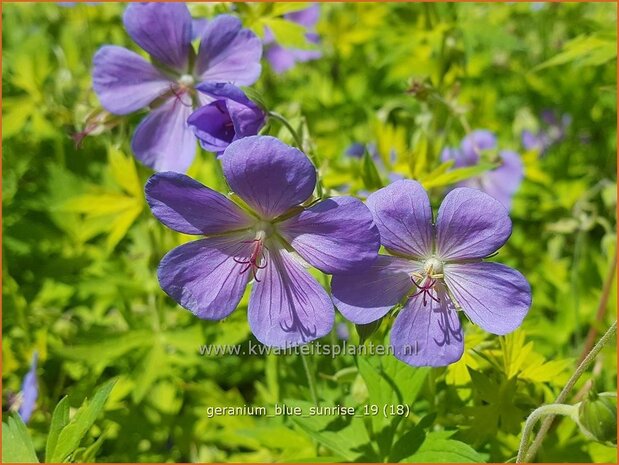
[345,142,366,159]
[522,110,571,154]
[264,5,322,74]
[187,82,266,155]
[441,130,524,210]
[146,136,380,347]
[336,322,350,341]
[332,180,531,367]
[93,3,262,172]
[18,352,38,423]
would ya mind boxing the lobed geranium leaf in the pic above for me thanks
[45,396,70,463]
[403,431,486,463]
[422,163,495,189]
[2,414,39,463]
[50,379,116,463]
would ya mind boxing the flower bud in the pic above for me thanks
[578,391,617,445]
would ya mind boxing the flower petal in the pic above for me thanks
[436,187,511,261]
[266,45,297,74]
[285,5,320,28]
[479,150,524,210]
[189,82,266,153]
[331,255,418,324]
[131,98,196,173]
[279,196,380,274]
[145,172,253,235]
[192,18,209,41]
[187,101,234,153]
[92,46,172,115]
[220,136,316,219]
[443,261,531,335]
[460,130,496,162]
[158,234,252,320]
[266,44,321,74]
[366,180,433,259]
[18,352,38,423]
[195,15,262,86]
[391,285,464,367]
[123,2,192,71]
[248,246,334,348]
[522,130,543,151]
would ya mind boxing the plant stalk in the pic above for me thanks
[520,320,617,462]
[301,354,319,407]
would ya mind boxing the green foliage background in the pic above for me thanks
[2,2,617,463]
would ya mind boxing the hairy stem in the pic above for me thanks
[517,404,578,462]
[268,111,304,149]
[267,110,324,198]
[522,320,617,462]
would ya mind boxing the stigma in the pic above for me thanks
[409,257,445,307]
[234,238,267,282]
[233,222,275,282]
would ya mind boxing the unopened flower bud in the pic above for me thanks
[578,390,617,445]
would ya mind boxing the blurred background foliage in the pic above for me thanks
[2,2,617,463]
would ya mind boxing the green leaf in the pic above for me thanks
[404,432,485,462]
[359,356,429,408]
[270,3,310,17]
[535,34,617,70]
[355,319,382,344]
[2,97,35,138]
[262,17,313,49]
[361,150,384,190]
[131,342,166,403]
[241,86,269,111]
[2,414,39,463]
[388,425,426,462]
[50,379,117,463]
[421,163,495,189]
[108,146,142,199]
[45,396,70,463]
[289,400,374,461]
[53,330,154,369]
[357,355,429,455]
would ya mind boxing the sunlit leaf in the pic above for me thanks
[2,414,39,463]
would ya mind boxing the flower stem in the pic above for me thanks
[516,404,578,462]
[520,320,617,462]
[301,354,319,407]
[267,110,324,198]
[578,252,617,364]
[268,111,304,149]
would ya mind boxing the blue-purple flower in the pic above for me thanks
[336,322,350,341]
[93,3,262,172]
[522,110,571,154]
[441,130,524,210]
[187,83,266,155]
[18,351,38,423]
[332,180,531,367]
[264,5,322,74]
[146,136,380,347]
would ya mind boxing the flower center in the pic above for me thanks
[254,220,274,239]
[409,257,445,307]
[233,222,275,282]
[178,74,195,87]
